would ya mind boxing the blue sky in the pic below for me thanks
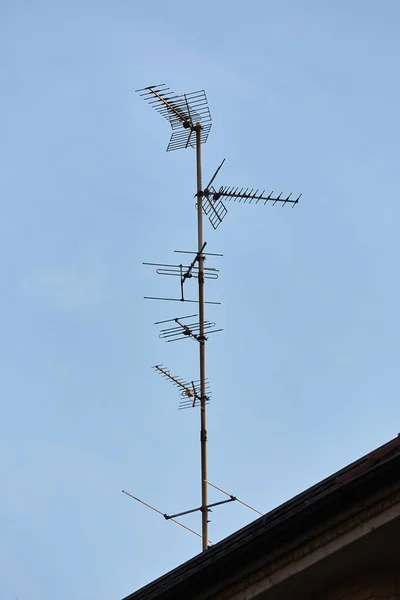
[1,1,400,598]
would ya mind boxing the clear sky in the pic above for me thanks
[1,1,400,598]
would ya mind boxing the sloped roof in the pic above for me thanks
[123,435,400,600]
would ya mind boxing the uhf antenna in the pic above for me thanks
[155,315,222,344]
[127,83,301,551]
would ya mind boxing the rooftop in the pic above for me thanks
[123,435,400,600]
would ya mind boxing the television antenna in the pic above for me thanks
[125,83,301,551]
[155,314,222,344]
[122,480,262,544]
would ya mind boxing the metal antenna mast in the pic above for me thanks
[136,84,212,549]
[131,83,301,552]
[196,120,208,551]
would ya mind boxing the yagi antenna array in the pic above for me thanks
[153,364,211,409]
[125,82,301,552]
[135,84,212,151]
[155,315,223,343]
[200,158,301,229]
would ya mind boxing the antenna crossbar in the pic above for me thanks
[155,313,198,325]
[144,296,221,305]
[174,249,223,257]
[166,497,236,520]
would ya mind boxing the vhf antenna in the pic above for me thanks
[127,83,301,551]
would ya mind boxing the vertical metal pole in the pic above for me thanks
[196,123,208,551]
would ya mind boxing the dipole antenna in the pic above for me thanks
[130,83,301,551]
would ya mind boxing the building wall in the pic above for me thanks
[322,570,400,600]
